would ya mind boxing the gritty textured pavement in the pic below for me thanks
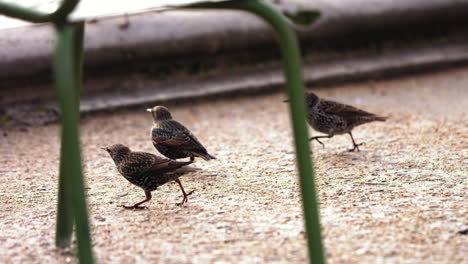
[1,67,467,263]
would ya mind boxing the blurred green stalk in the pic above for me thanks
[186,1,325,263]
[53,22,94,264]
[0,0,79,23]
[0,0,93,262]
[238,3,326,263]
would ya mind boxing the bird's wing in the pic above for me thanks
[152,121,206,151]
[173,121,207,151]
[127,152,190,175]
[119,152,160,176]
[319,100,376,119]
[152,127,191,146]
[183,130,206,151]
[142,155,192,177]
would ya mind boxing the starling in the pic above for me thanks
[290,92,387,151]
[102,144,201,208]
[147,106,216,161]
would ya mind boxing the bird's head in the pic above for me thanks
[146,105,172,121]
[283,92,320,108]
[305,92,320,108]
[101,144,131,162]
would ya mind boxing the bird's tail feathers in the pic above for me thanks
[175,166,201,173]
[194,152,217,161]
[374,115,388,122]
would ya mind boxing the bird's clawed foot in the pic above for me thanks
[176,199,187,206]
[348,142,364,152]
[176,190,195,206]
[309,137,326,149]
[123,205,147,210]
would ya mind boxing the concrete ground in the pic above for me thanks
[0,67,467,263]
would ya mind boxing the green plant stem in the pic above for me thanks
[0,0,79,23]
[186,1,325,263]
[54,22,94,264]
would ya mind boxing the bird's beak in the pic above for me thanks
[146,108,153,112]
[100,147,108,151]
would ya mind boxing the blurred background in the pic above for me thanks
[1,0,468,125]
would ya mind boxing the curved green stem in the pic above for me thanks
[186,1,325,263]
[0,0,79,23]
[54,22,94,264]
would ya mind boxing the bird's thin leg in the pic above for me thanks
[175,179,194,206]
[124,190,152,209]
[309,134,334,148]
[348,132,364,152]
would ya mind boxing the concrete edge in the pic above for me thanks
[3,37,467,125]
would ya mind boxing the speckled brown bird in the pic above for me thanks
[147,106,216,161]
[102,144,201,208]
[300,92,387,151]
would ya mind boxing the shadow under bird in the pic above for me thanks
[286,92,387,151]
[147,106,216,162]
[102,144,201,209]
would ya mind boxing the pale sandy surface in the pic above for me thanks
[1,67,467,263]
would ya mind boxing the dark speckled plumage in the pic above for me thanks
[102,144,200,208]
[304,92,387,151]
[147,106,216,161]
